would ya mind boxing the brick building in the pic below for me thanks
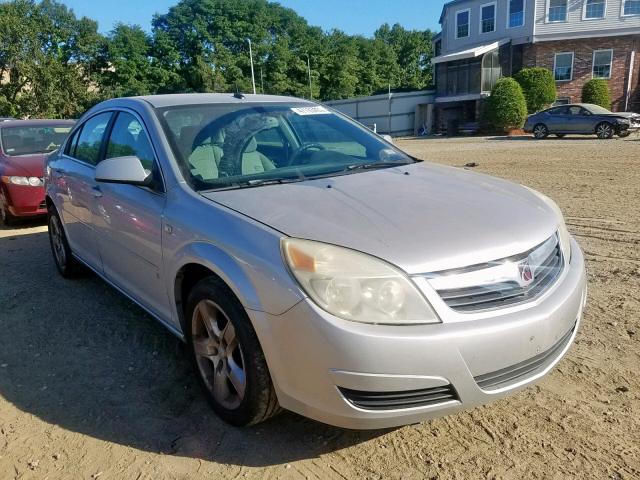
[431,0,640,130]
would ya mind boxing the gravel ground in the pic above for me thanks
[0,135,638,479]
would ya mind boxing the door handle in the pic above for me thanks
[91,186,103,198]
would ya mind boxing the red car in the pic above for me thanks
[0,119,74,225]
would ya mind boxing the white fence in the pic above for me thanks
[324,89,436,137]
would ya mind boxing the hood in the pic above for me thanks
[1,154,47,177]
[203,163,560,274]
[610,111,640,120]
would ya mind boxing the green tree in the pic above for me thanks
[487,77,528,131]
[514,67,556,113]
[582,79,611,110]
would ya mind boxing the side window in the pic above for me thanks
[568,106,582,116]
[106,112,155,170]
[75,112,113,165]
[64,128,81,157]
[105,112,163,191]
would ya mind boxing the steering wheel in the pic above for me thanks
[289,143,326,166]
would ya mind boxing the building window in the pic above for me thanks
[548,0,568,22]
[592,49,613,78]
[554,97,571,105]
[482,50,502,92]
[554,52,574,81]
[456,9,470,38]
[508,0,525,27]
[434,39,442,57]
[481,3,496,33]
[584,0,606,18]
[623,0,640,15]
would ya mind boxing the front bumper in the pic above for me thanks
[1,184,46,217]
[251,238,587,429]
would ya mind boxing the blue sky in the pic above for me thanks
[60,0,445,35]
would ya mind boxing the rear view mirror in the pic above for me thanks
[95,156,151,186]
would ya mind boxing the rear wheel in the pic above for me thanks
[596,122,614,139]
[533,124,549,139]
[48,206,83,278]
[186,277,280,426]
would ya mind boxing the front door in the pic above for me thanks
[92,111,170,320]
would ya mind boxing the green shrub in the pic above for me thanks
[514,67,556,113]
[582,79,611,110]
[487,78,528,131]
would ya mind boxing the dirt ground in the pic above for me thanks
[1,135,639,480]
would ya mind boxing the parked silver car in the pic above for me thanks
[524,103,639,139]
[45,94,587,429]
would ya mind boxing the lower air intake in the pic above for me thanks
[338,384,459,410]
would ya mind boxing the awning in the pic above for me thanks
[431,39,510,65]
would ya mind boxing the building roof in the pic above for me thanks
[439,0,471,24]
[431,39,510,64]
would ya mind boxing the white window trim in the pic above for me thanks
[507,0,526,29]
[455,8,471,39]
[592,49,613,79]
[479,2,497,34]
[621,0,640,16]
[546,0,569,23]
[554,52,574,82]
[582,0,607,20]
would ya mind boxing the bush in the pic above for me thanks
[514,67,556,113]
[487,77,528,131]
[582,79,611,110]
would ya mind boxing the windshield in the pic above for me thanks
[156,103,413,191]
[584,104,612,115]
[0,125,72,156]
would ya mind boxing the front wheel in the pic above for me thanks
[0,201,14,226]
[186,277,280,426]
[617,130,631,138]
[533,124,549,139]
[596,122,614,139]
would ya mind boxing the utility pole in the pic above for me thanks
[387,84,392,135]
[248,38,256,94]
[260,67,265,94]
[305,53,312,100]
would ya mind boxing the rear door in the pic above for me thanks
[92,110,170,319]
[54,112,113,271]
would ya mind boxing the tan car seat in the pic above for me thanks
[241,137,275,174]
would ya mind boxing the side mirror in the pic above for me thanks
[381,134,394,144]
[95,156,151,186]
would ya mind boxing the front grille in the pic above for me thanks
[474,324,575,391]
[427,234,563,312]
[338,384,459,410]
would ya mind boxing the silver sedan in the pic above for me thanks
[46,94,587,429]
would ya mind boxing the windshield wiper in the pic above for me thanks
[345,161,412,171]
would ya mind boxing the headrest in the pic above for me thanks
[212,129,225,144]
[244,136,258,153]
[180,125,201,148]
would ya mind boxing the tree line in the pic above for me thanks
[0,0,434,119]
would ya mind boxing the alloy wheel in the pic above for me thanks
[533,124,548,139]
[49,214,67,268]
[596,123,613,139]
[191,299,246,410]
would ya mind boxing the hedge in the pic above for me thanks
[582,79,612,110]
[514,67,557,113]
[487,78,528,131]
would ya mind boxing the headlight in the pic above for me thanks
[524,187,572,263]
[1,176,42,186]
[282,238,440,325]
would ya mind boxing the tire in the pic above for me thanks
[533,124,549,139]
[47,205,83,278]
[555,133,566,138]
[595,122,614,139]
[0,201,14,226]
[617,130,631,138]
[185,276,280,426]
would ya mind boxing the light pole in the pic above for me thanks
[305,53,312,100]
[247,38,256,95]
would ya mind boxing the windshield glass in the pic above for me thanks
[1,125,72,156]
[156,103,413,191]
[584,104,612,115]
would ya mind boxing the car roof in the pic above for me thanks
[131,93,313,109]
[0,119,76,128]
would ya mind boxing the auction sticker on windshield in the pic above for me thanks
[291,106,330,115]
